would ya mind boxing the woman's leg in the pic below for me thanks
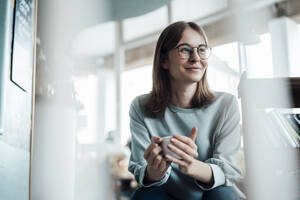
[202,186,240,200]
[131,186,173,200]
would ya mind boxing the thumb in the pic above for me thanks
[151,136,162,144]
[189,127,198,142]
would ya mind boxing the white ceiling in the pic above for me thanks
[72,0,229,57]
[72,0,287,58]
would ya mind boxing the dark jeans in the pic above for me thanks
[131,185,240,200]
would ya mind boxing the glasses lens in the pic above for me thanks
[198,46,211,60]
[178,45,192,59]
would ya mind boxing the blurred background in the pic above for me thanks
[0,0,300,199]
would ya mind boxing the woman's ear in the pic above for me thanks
[161,53,169,69]
[162,62,169,70]
[162,58,169,69]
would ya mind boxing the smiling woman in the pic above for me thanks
[143,22,214,118]
[128,21,245,200]
[162,28,209,84]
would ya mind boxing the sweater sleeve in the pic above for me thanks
[195,95,243,191]
[128,97,171,187]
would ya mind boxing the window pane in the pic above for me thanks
[207,41,240,96]
[212,42,240,73]
[171,0,228,22]
[121,65,153,145]
[207,65,239,96]
[123,6,168,41]
[73,75,98,144]
[245,33,273,78]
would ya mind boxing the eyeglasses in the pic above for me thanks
[174,43,211,60]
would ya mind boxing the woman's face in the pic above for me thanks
[162,27,208,85]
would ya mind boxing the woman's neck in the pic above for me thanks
[170,82,198,108]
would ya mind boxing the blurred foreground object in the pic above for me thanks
[108,146,137,200]
[238,73,300,200]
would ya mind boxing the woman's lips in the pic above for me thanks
[185,67,201,71]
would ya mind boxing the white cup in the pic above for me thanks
[161,136,182,160]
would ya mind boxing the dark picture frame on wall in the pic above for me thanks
[0,0,13,135]
[10,0,35,92]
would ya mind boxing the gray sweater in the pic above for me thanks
[128,92,245,199]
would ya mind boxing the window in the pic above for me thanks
[207,42,240,96]
[211,42,240,72]
[245,33,273,78]
[73,75,98,144]
[121,65,153,145]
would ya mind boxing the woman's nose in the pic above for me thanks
[189,48,201,62]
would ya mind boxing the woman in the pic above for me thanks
[128,21,244,200]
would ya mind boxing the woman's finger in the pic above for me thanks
[144,143,156,159]
[151,136,163,144]
[153,155,163,169]
[158,158,167,172]
[189,127,198,142]
[146,145,162,167]
[148,155,156,167]
[150,145,162,158]
[173,135,197,150]
[144,136,163,159]
[170,137,198,158]
[167,143,193,163]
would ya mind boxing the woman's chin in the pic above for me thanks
[186,74,204,83]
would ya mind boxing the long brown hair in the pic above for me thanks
[143,21,214,118]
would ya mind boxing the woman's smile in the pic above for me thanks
[184,65,202,71]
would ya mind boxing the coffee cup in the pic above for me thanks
[161,136,182,160]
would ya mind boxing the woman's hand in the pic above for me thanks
[144,136,171,183]
[165,127,198,174]
[165,127,213,184]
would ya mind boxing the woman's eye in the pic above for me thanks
[180,47,191,53]
[198,48,209,55]
[198,47,206,53]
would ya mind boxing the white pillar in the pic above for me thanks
[269,16,300,77]
[96,68,106,142]
[114,22,124,144]
[32,100,76,200]
[95,67,116,142]
[237,42,247,75]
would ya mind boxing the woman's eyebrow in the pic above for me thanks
[177,43,190,46]
[177,43,206,47]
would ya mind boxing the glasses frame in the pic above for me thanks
[174,43,212,60]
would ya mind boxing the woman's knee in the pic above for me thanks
[131,186,172,200]
[130,188,144,200]
[203,186,240,200]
